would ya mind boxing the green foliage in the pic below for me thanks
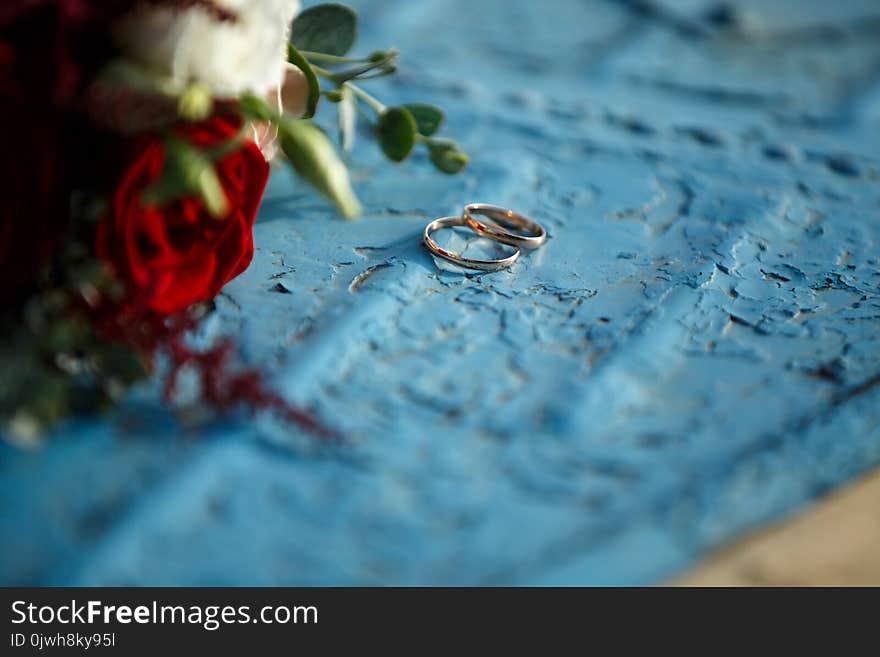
[107,4,467,222]
[278,117,362,218]
[404,103,445,137]
[241,93,361,218]
[2,2,473,441]
[133,3,469,223]
[0,255,148,445]
[376,107,418,162]
[290,3,358,56]
[426,138,470,174]
[287,43,321,119]
[288,3,468,177]
[143,137,230,218]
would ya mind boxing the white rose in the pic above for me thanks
[114,0,301,98]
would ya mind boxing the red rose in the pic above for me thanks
[96,115,269,316]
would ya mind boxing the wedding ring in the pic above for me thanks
[423,216,521,271]
[463,203,547,249]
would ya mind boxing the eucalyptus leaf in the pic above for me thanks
[287,44,321,118]
[278,118,362,218]
[290,3,358,57]
[376,107,417,162]
[427,138,470,174]
[404,103,445,136]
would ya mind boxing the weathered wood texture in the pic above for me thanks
[1,0,879,585]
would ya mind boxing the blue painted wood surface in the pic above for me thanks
[2,0,880,585]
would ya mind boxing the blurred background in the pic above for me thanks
[2,0,879,585]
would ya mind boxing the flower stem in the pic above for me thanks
[310,64,336,79]
[301,51,365,65]
[347,84,386,115]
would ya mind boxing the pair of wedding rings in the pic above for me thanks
[423,203,547,272]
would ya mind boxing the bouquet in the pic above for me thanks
[0,1,467,443]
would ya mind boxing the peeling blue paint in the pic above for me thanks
[2,0,879,585]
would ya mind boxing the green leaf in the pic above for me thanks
[143,138,229,218]
[427,138,469,175]
[290,3,358,57]
[287,44,321,119]
[376,107,417,162]
[278,118,362,218]
[404,103,445,136]
[193,162,228,218]
[239,93,278,122]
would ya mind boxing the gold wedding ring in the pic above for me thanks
[423,216,521,271]
[422,204,547,272]
[463,203,547,250]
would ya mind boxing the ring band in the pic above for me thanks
[423,216,520,271]
[463,203,547,249]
